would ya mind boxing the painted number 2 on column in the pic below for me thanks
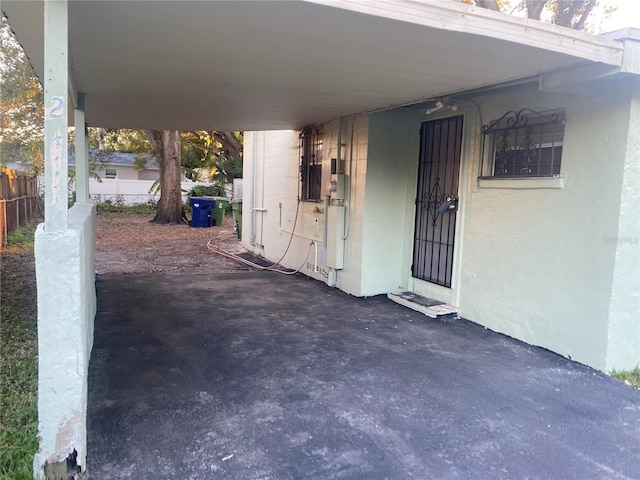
[46,96,65,118]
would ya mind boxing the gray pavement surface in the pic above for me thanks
[87,271,640,479]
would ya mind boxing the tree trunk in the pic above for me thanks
[475,0,598,30]
[210,131,243,157]
[555,0,596,29]
[146,129,186,224]
[525,0,545,20]
[475,0,501,12]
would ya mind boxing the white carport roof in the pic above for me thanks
[2,0,624,131]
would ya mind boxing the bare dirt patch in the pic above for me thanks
[95,213,249,275]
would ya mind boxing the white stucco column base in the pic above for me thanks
[33,202,96,479]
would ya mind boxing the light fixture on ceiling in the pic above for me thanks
[426,100,445,115]
[426,97,458,115]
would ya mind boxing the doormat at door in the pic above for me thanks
[387,291,458,318]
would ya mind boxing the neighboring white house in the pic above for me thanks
[69,149,204,204]
[243,29,640,374]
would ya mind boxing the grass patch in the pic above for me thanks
[96,200,157,215]
[1,224,39,479]
[5,221,39,248]
[611,366,640,389]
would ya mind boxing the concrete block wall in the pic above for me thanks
[243,117,370,296]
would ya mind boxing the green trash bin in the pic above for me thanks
[230,198,242,239]
[212,196,229,226]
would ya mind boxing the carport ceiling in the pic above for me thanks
[2,0,623,131]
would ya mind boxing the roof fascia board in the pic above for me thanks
[540,63,622,93]
[601,28,640,74]
[305,0,623,66]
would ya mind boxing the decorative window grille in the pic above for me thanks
[299,126,322,201]
[481,108,565,178]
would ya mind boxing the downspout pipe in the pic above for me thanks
[260,132,266,246]
[336,117,342,173]
[250,131,257,246]
[325,118,343,287]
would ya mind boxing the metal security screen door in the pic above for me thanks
[412,116,463,287]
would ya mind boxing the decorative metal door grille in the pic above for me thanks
[480,108,564,177]
[412,116,463,288]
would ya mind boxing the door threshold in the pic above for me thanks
[387,291,457,318]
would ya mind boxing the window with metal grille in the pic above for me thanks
[481,108,565,178]
[299,126,322,201]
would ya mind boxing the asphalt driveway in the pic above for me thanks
[87,271,640,479]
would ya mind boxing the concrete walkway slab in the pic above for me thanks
[88,272,640,479]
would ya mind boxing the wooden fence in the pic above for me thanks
[0,167,42,246]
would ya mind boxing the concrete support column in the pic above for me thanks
[74,94,89,203]
[34,205,95,479]
[43,0,69,231]
[34,1,97,478]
